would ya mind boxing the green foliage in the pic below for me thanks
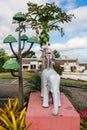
[26,2,74,46]
[53,50,60,58]
[26,2,73,31]
[0,48,7,56]
[22,50,36,58]
[24,74,41,102]
[85,66,87,70]
[53,64,64,75]
[61,78,87,86]
[0,98,31,130]
[39,29,49,46]
[10,54,16,58]
[77,108,87,130]
[0,71,32,79]
[0,56,10,72]
[74,104,85,111]
[80,128,87,130]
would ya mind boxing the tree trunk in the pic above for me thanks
[18,66,23,107]
[18,22,23,107]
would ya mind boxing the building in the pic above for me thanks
[13,58,87,72]
[55,58,87,72]
[22,58,42,71]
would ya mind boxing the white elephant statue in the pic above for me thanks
[41,68,61,116]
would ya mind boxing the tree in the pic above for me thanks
[25,2,74,46]
[0,56,10,72]
[3,12,39,107]
[22,50,37,58]
[0,48,6,56]
[53,50,60,58]
[25,2,74,69]
[10,52,17,58]
[0,48,9,72]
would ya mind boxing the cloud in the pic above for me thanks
[31,36,87,61]
[0,0,48,54]
[0,0,87,62]
[50,37,87,51]
[61,0,76,10]
[0,43,11,55]
[0,0,48,40]
[3,35,87,62]
[0,1,86,40]
[62,6,87,35]
[66,37,87,50]
[52,0,77,10]
[32,45,42,57]
[49,36,87,61]
[60,49,87,62]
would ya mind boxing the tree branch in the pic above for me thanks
[11,69,20,77]
[9,43,18,58]
[21,41,25,51]
[22,42,34,57]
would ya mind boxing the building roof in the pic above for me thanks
[12,58,87,67]
[79,62,87,66]
[55,58,76,65]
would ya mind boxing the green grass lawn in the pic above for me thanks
[61,78,87,85]
[0,71,86,86]
[0,71,32,79]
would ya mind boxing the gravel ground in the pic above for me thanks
[63,86,87,108]
[0,79,87,108]
[0,79,27,107]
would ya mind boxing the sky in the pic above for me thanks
[0,0,87,62]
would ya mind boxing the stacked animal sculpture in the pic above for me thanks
[41,45,61,116]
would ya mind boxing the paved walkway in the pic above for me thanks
[0,79,27,107]
[61,73,87,81]
[0,79,87,108]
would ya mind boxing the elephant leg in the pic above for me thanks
[52,90,59,116]
[42,86,49,107]
[58,91,61,107]
[41,75,44,97]
[41,84,44,97]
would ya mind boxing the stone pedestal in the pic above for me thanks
[26,92,80,130]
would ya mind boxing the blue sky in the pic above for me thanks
[0,0,87,62]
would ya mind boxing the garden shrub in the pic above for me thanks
[0,56,10,72]
[78,108,87,130]
[24,73,41,102]
[53,64,64,75]
[0,98,31,130]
